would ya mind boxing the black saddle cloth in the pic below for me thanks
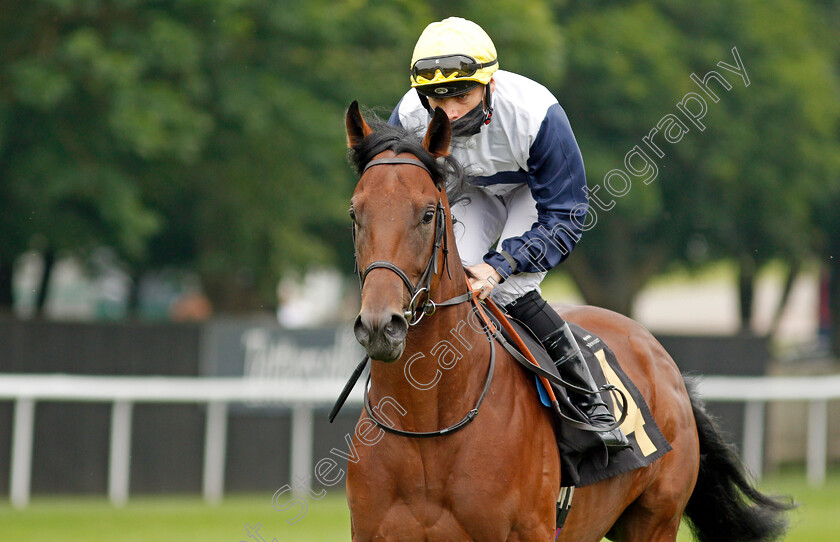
[491,312,672,487]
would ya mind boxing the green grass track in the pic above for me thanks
[0,469,837,541]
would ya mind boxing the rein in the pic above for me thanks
[361,293,497,438]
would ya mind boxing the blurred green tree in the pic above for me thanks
[1,1,163,314]
[548,0,840,330]
[810,0,840,354]
[2,0,838,329]
[0,0,430,313]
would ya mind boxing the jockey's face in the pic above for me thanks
[427,78,495,121]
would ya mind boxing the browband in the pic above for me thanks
[362,157,432,176]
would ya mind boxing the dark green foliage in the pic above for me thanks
[1,0,838,319]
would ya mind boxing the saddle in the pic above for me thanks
[483,300,672,488]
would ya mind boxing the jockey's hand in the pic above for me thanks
[466,262,503,300]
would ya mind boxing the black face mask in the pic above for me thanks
[450,100,487,138]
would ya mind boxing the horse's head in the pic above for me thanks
[346,101,452,362]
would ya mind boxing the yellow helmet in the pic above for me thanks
[410,17,498,97]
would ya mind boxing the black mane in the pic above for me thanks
[348,111,467,202]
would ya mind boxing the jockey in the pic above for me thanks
[389,17,629,451]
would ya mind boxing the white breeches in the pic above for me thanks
[451,184,545,307]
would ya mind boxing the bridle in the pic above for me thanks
[354,157,465,326]
[337,155,494,439]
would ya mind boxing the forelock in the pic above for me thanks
[348,114,444,186]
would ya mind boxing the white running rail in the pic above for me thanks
[0,374,836,508]
[0,375,360,509]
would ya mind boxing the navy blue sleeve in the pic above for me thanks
[387,98,404,126]
[483,103,588,277]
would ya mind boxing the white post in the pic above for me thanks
[742,400,764,480]
[806,400,828,487]
[203,401,229,504]
[290,404,314,496]
[10,398,35,509]
[108,400,133,506]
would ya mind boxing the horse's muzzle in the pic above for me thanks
[354,310,408,362]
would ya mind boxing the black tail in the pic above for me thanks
[683,379,796,542]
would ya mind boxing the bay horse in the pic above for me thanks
[343,101,792,541]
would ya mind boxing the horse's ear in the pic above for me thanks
[346,100,373,148]
[423,107,451,158]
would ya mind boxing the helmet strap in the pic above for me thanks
[416,90,433,115]
[482,83,493,125]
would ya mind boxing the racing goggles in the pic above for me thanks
[411,55,498,82]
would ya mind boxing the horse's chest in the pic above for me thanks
[349,447,516,540]
[347,385,557,541]
[362,495,505,542]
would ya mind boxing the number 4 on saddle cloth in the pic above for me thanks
[487,308,673,489]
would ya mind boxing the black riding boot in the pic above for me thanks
[541,324,630,451]
[505,291,629,452]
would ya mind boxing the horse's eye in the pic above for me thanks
[422,209,435,224]
[349,208,356,222]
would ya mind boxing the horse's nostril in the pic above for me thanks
[354,314,370,345]
[384,313,408,341]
